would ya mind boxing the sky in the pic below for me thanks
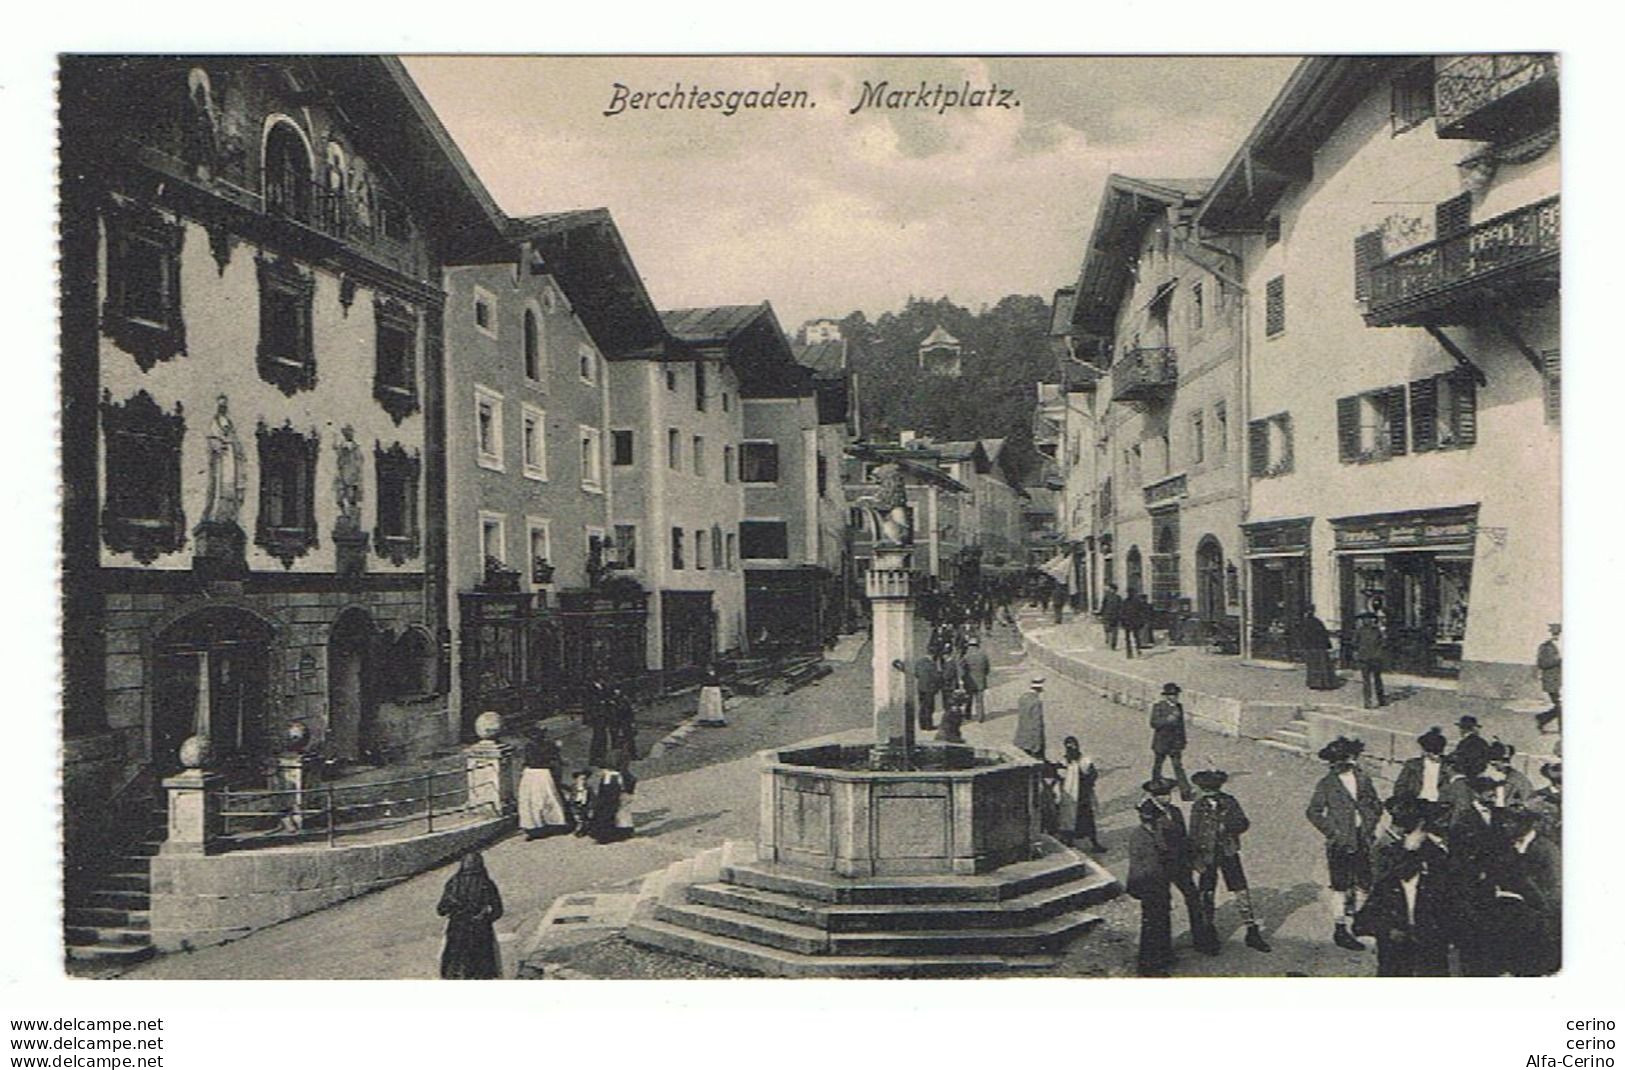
[404,55,1300,330]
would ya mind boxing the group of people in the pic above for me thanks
[1306,725,1560,976]
[913,630,992,740]
[1096,582,1155,658]
[516,724,639,845]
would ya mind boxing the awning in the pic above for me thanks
[1040,554,1073,584]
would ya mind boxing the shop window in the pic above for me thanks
[1391,61,1436,134]
[373,298,419,424]
[670,527,685,570]
[1337,387,1408,463]
[1264,275,1286,337]
[102,201,187,371]
[612,429,634,466]
[614,524,637,568]
[1410,371,1477,452]
[740,441,779,483]
[256,256,316,395]
[741,520,789,560]
[255,420,320,568]
[1247,412,1294,478]
[99,389,186,564]
[373,442,421,565]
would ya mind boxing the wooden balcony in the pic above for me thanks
[1143,473,1187,507]
[1435,54,1559,141]
[1110,347,1178,404]
[1364,196,1558,328]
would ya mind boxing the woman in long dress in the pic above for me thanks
[585,758,638,844]
[437,851,503,979]
[1300,610,1339,690]
[517,728,569,839]
[1056,736,1105,852]
[697,664,727,726]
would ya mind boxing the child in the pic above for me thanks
[568,771,592,836]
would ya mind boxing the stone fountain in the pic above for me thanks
[624,472,1118,977]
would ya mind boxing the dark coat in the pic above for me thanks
[1305,768,1382,850]
[1494,834,1561,976]
[1126,824,1170,899]
[1353,620,1386,664]
[1189,791,1249,867]
[1536,639,1561,694]
[1393,755,1447,801]
[437,857,504,979]
[1151,798,1193,872]
[1120,595,1149,628]
[914,656,942,695]
[1149,699,1186,755]
[1452,732,1491,772]
[1100,590,1123,625]
[1299,615,1332,651]
[1355,842,1452,977]
[961,648,991,690]
[1014,691,1046,757]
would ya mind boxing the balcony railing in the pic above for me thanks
[1143,472,1187,506]
[1435,54,1559,140]
[264,177,421,274]
[1365,196,1559,327]
[1110,347,1178,404]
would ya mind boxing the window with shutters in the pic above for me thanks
[1247,412,1294,478]
[1435,193,1472,239]
[1542,349,1560,425]
[1391,62,1436,133]
[1336,386,1408,463]
[256,256,316,395]
[255,420,320,568]
[1410,371,1478,452]
[1353,230,1385,303]
[1265,276,1285,336]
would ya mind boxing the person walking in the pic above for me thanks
[607,683,637,760]
[697,662,727,726]
[1120,591,1147,659]
[1099,582,1123,651]
[961,638,991,722]
[583,678,614,768]
[1127,798,1175,977]
[1300,609,1338,691]
[1535,623,1561,732]
[1352,612,1387,709]
[584,753,638,844]
[437,851,504,979]
[1149,682,1193,800]
[1014,676,1047,761]
[1188,769,1271,953]
[517,727,570,840]
[1142,776,1211,953]
[1305,737,1382,951]
[913,653,942,732]
[1056,736,1105,853]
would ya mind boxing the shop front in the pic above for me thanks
[1243,517,1312,663]
[1331,505,1478,679]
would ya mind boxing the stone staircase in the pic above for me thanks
[624,838,1118,978]
[62,804,164,969]
[1259,708,1312,756]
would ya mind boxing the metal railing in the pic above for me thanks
[1367,196,1559,317]
[216,764,474,848]
[1111,347,1178,401]
[264,177,416,258]
[1435,54,1558,131]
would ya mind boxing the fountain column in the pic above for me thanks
[867,542,916,768]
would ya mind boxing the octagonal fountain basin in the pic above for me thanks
[757,742,1042,879]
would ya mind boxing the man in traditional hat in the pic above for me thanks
[1448,774,1511,976]
[961,637,991,723]
[1535,623,1561,732]
[1189,769,1271,953]
[1014,676,1047,761]
[1127,798,1175,976]
[1354,796,1452,976]
[1394,727,1450,803]
[1352,612,1387,708]
[1486,742,1534,810]
[1149,682,1193,801]
[1305,737,1382,951]
[1142,777,1210,953]
[1452,715,1490,772]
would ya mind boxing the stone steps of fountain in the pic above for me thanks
[721,843,1095,905]
[686,869,1117,932]
[624,914,1082,979]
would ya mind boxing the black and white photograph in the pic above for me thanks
[47,51,1575,986]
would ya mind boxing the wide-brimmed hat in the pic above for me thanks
[1319,737,1363,763]
[1161,682,1182,696]
[1417,727,1447,754]
[1030,676,1046,688]
[1136,798,1164,821]
[1141,777,1175,797]
[1456,715,1481,730]
[1191,769,1228,791]
[1487,741,1515,762]
[1540,761,1562,781]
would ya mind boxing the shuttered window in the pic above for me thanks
[1542,349,1561,424]
[1248,413,1293,478]
[1436,193,1472,239]
[1337,387,1408,463]
[1411,371,1477,451]
[1390,62,1436,133]
[1353,230,1385,303]
[1410,376,1438,451]
[1265,276,1285,336]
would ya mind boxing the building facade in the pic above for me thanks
[1068,176,1247,639]
[60,57,503,866]
[1199,55,1559,694]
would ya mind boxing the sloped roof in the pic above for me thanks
[793,339,847,376]
[1049,288,1078,337]
[661,304,771,343]
[920,324,960,348]
[1069,174,1213,339]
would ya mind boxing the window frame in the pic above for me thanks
[578,343,598,386]
[472,285,498,341]
[520,402,548,481]
[526,516,553,585]
[740,518,791,562]
[611,428,635,466]
[1247,412,1295,479]
[373,441,422,565]
[255,255,317,396]
[693,434,705,477]
[99,388,186,564]
[740,439,781,484]
[1264,275,1286,338]
[579,425,604,492]
[101,201,187,372]
[479,510,507,566]
[667,427,681,470]
[473,384,505,472]
[522,304,547,386]
[255,419,321,568]
[614,523,637,569]
[723,444,735,484]
[373,297,420,424]
[670,526,685,570]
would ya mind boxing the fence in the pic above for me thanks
[215,763,477,849]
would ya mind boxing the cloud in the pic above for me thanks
[404,55,1295,327]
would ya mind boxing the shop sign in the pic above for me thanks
[1244,518,1311,554]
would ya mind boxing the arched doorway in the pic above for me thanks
[327,608,376,763]
[1197,536,1226,621]
[1125,546,1144,597]
[151,607,273,774]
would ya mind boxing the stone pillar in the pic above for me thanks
[867,544,916,762]
[465,711,519,816]
[161,768,224,855]
[267,752,321,832]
